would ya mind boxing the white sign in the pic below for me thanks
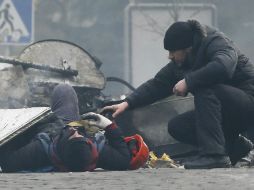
[0,0,33,44]
[125,3,217,87]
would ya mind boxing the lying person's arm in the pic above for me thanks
[97,123,131,170]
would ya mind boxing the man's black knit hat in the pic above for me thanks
[164,21,194,51]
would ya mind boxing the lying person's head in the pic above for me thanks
[56,127,98,172]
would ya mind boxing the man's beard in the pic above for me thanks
[175,51,195,69]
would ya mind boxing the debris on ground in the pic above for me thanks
[146,151,181,168]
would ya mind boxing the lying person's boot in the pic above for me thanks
[184,155,231,169]
[234,149,254,168]
[229,135,253,165]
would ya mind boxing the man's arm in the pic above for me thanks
[97,123,131,170]
[185,36,238,92]
[126,62,177,109]
[81,113,131,170]
[102,62,177,118]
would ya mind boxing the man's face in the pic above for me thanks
[168,47,192,67]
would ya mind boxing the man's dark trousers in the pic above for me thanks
[168,84,254,161]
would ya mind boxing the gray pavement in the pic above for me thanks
[0,168,253,190]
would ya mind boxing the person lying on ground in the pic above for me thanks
[0,84,148,172]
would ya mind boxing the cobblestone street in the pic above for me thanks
[0,168,253,190]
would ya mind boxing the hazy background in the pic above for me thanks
[1,0,254,96]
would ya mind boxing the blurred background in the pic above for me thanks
[0,0,254,96]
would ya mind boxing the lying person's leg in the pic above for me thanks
[51,84,80,124]
[0,139,50,172]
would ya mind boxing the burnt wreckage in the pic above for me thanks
[0,40,196,159]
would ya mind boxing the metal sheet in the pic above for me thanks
[0,107,51,146]
[117,95,196,156]
[18,40,105,89]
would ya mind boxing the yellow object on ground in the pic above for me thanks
[147,151,180,168]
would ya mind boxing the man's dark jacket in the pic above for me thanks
[126,24,254,109]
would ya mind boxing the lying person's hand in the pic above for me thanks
[81,112,112,129]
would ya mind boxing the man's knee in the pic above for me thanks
[192,85,225,108]
[52,84,75,96]
[51,83,79,118]
[192,84,228,98]
[52,84,78,102]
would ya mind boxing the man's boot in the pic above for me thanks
[229,135,253,166]
[234,149,254,167]
[184,155,231,169]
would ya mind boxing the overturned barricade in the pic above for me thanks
[0,40,105,111]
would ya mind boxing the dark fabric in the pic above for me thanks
[51,85,131,171]
[0,115,66,172]
[229,135,253,165]
[126,63,178,109]
[184,27,254,93]
[97,123,131,170]
[0,84,82,172]
[36,114,66,138]
[164,21,194,51]
[55,128,93,172]
[51,84,81,124]
[0,84,131,172]
[126,25,254,109]
[168,84,254,156]
[0,126,93,173]
[0,139,50,172]
[126,21,254,157]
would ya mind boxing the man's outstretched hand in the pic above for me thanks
[100,101,129,118]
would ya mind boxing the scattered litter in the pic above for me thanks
[146,151,182,168]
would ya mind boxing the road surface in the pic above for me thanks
[0,168,253,189]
